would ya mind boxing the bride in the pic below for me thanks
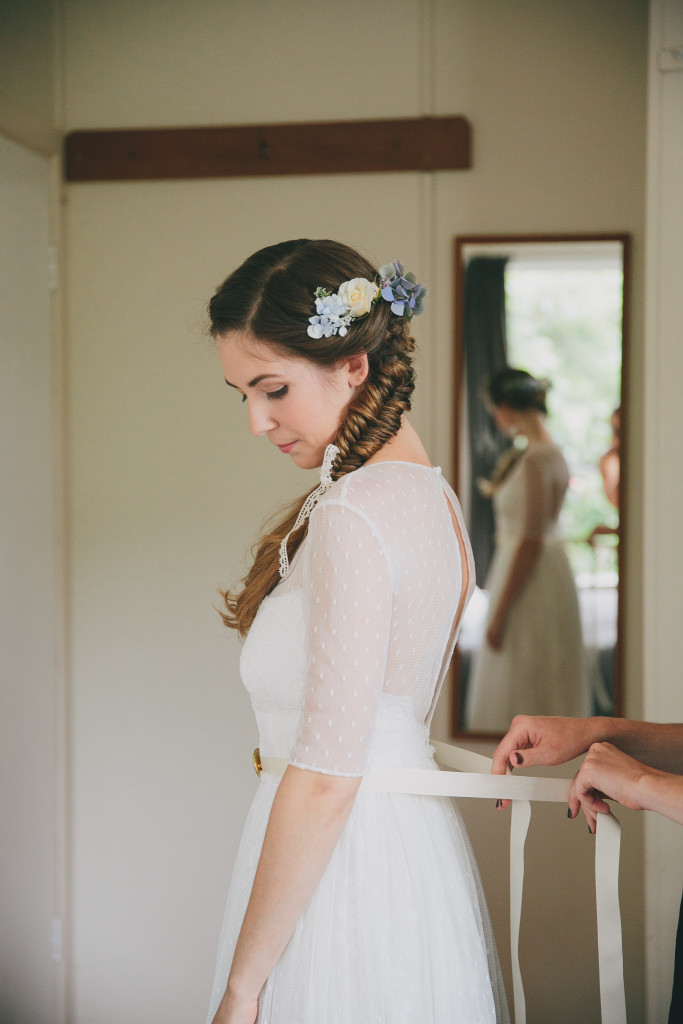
[205,238,508,1024]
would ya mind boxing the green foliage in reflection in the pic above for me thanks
[505,266,621,576]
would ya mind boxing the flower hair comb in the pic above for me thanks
[307,260,427,339]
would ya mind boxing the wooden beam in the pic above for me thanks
[64,116,471,182]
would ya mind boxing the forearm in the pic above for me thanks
[638,768,683,824]
[492,537,542,621]
[226,766,360,1003]
[568,742,683,830]
[596,718,683,773]
[493,715,683,778]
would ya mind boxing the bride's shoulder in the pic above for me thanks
[324,461,440,514]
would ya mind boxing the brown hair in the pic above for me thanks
[209,239,416,636]
[485,365,549,415]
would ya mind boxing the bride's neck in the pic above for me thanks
[366,417,432,467]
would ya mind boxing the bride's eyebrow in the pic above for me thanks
[224,373,285,389]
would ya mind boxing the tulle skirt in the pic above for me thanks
[465,538,589,732]
[206,775,508,1024]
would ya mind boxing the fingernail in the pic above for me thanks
[495,799,501,809]
[567,808,572,818]
[512,752,522,766]
[588,825,594,835]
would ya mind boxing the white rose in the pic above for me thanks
[337,278,378,318]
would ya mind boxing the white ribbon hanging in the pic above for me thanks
[278,443,340,579]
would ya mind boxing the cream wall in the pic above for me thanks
[1,0,661,1021]
[0,135,58,1023]
[0,5,67,1019]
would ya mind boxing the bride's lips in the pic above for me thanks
[276,441,297,453]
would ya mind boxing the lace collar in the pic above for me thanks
[278,444,340,579]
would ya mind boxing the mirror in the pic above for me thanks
[452,234,630,738]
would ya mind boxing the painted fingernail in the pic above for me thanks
[495,799,502,809]
[512,752,522,766]
[588,825,594,835]
[567,808,572,818]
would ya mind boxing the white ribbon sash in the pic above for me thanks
[259,741,626,1024]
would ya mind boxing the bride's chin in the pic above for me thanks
[290,450,313,469]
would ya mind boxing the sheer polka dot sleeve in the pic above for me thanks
[290,501,393,777]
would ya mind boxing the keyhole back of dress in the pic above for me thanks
[425,485,475,730]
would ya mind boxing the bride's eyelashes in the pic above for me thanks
[239,385,289,404]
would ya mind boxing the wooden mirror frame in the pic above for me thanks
[451,232,630,740]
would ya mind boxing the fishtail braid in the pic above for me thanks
[332,323,416,478]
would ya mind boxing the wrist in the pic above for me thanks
[226,972,259,1006]
[634,763,662,813]
[587,717,620,746]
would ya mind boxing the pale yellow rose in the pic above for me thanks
[337,278,379,318]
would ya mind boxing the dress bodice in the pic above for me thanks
[493,442,569,544]
[239,462,474,776]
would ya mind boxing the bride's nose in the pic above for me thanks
[248,399,278,436]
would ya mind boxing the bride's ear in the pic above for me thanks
[345,352,369,388]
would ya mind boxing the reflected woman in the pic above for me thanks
[465,367,588,732]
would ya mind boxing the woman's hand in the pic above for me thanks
[491,715,601,808]
[492,715,598,775]
[493,717,683,824]
[568,741,655,832]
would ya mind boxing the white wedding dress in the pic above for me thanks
[206,462,508,1024]
[465,442,588,732]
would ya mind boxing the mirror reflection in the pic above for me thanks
[452,235,629,738]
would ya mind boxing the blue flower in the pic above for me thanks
[307,290,354,339]
[378,260,428,319]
